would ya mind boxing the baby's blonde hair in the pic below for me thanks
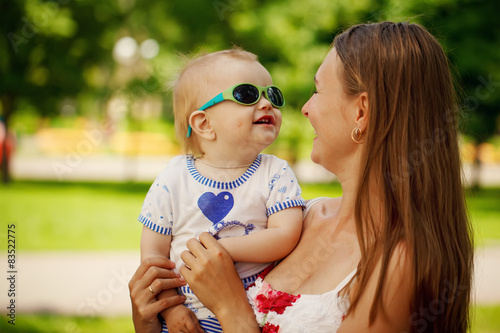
[171,48,258,156]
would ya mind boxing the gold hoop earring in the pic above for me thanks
[351,127,364,144]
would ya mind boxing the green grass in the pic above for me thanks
[0,304,498,332]
[302,182,343,200]
[473,304,500,333]
[0,181,342,251]
[0,181,498,251]
[0,181,498,332]
[0,314,133,333]
[0,181,145,251]
[466,187,500,247]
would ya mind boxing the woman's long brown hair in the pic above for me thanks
[334,22,474,332]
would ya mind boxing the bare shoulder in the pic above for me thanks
[338,241,412,333]
[383,241,411,280]
[303,196,342,229]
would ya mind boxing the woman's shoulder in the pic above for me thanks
[303,197,342,221]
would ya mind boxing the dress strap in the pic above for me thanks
[303,197,329,218]
[333,269,357,293]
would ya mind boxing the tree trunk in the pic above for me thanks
[469,142,482,191]
[1,94,14,184]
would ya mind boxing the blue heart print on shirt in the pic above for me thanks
[197,191,234,224]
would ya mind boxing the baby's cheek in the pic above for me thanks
[234,119,246,130]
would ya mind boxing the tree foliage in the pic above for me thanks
[1,0,499,183]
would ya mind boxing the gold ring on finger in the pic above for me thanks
[148,285,158,296]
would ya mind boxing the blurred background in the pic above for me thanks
[1,0,499,332]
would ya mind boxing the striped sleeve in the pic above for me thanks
[266,161,305,216]
[137,174,173,235]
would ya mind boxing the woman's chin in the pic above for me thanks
[310,150,321,165]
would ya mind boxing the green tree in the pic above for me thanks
[434,0,500,188]
[2,0,498,186]
[0,0,125,183]
[362,0,500,188]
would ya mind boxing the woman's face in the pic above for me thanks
[301,48,359,174]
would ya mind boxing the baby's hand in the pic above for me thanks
[162,304,204,333]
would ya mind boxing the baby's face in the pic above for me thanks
[201,59,283,156]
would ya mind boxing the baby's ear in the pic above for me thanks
[189,111,215,141]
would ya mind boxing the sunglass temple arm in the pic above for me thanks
[187,93,225,137]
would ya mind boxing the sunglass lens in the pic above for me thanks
[267,87,284,107]
[233,84,260,104]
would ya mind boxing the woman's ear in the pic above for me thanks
[189,111,216,141]
[354,92,369,133]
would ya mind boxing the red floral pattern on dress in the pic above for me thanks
[262,323,280,333]
[255,281,301,315]
[246,264,275,290]
[249,265,303,332]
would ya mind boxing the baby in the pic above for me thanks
[138,49,305,332]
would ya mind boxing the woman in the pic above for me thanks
[130,21,474,332]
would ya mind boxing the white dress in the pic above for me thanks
[246,198,356,332]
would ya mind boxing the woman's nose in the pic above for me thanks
[301,99,310,117]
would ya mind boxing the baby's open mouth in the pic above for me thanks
[253,116,274,125]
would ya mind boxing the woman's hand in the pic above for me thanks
[129,257,187,333]
[181,233,260,332]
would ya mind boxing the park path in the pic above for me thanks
[9,154,500,185]
[3,155,500,316]
[0,245,499,317]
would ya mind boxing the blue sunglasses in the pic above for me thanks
[187,83,285,137]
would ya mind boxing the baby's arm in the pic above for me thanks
[218,206,302,263]
[140,226,202,333]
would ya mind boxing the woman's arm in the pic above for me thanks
[218,206,302,262]
[129,257,187,333]
[181,233,261,333]
[140,226,203,333]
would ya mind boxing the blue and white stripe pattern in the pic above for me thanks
[138,215,172,235]
[187,154,262,189]
[267,198,306,216]
[162,269,270,333]
[161,316,222,333]
[241,273,260,288]
[179,270,262,295]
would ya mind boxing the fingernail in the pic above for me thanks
[179,277,186,284]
